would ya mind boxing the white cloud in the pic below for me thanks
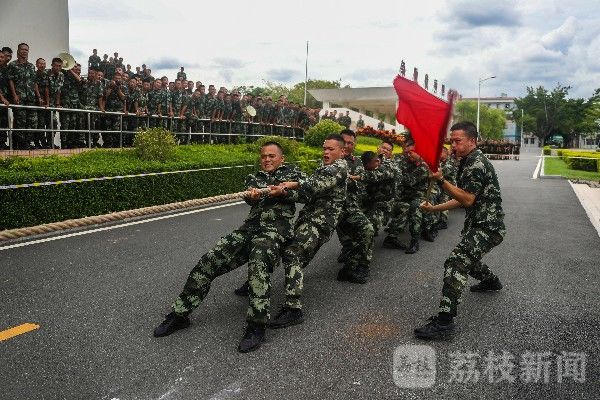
[541,16,577,53]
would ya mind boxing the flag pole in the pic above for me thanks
[304,41,308,106]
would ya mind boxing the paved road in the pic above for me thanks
[1,151,598,399]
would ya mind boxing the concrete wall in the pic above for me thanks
[0,0,69,64]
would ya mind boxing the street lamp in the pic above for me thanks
[477,75,496,134]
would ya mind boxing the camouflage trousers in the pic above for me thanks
[282,215,338,310]
[387,196,424,239]
[363,201,392,236]
[172,226,286,325]
[13,100,38,149]
[336,208,374,271]
[439,228,504,316]
[422,185,442,232]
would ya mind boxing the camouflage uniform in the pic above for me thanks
[159,89,172,130]
[44,70,64,147]
[438,155,458,226]
[88,54,101,70]
[170,90,186,136]
[190,93,205,142]
[362,158,398,236]
[61,71,84,147]
[7,60,38,148]
[204,94,218,135]
[438,148,505,316]
[231,99,244,140]
[80,78,103,146]
[386,155,429,240]
[171,164,305,325]
[282,158,348,309]
[104,81,127,147]
[147,89,161,128]
[356,118,365,129]
[34,69,50,147]
[336,155,374,276]
[0,63,9,148]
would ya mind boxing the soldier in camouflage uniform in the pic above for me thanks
[104,72,127,147]
[88,49,101,71]
[336,129,374,283]
[34,58,49,148]
[43,58,65,148]
[204,85,218,139]
[268,134,348,329]
[0,51,10,149]
[416,121,505,339]
[170,80,186,139]
[153,142,305,353]
[436,147,457,230]
[356,115,365,130]
[80,68,104,147]
[176,67,187,82]
[377,120,385,130]
[361,140,399,237]
[7,43,39,149]
[383,143,430,253]
[190,86,206,143]
[231,92,244,141]
[160,80,173,130]
[61,64,84,148]
[124,78,141,145]
[147,80,162,128]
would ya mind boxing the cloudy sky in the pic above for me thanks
[69,0,600,98]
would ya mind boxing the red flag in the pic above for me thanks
[393,75,456,172]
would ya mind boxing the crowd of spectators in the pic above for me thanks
[0,44,323,150]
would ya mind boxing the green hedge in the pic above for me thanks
[561,150,600,172]
[0,142,322,230]
[1,166,256,230]
[543,146,551,155]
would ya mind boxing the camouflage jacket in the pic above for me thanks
[231,100,243,121]
[7,60,37,102]
[204,94,217,118]
[297,158,348,231]
[399,155,429,200]
[105,82,126,111]
[160,89,171,113]
[0,64,8,97]
[343,154,366,211]
[362,158,397,205]
[457,148,505,234]
[356,119,365,129]
[191,94,205,118]
[243,163,306,238]
[35,70,48,94]
[127,88,142,113]
[62,71,82,108]
[80,79,103,110]
[88,54,101,69]
[147,89,161,114]
[440,156,457,186]
[46,71,64,106]
[171,90,185,113]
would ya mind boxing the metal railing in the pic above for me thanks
[0,103,306,150]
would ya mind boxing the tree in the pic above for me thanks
[512,84,591,147]
[454,100,506,139]
[287,79,345,108]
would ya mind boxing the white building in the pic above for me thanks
[0,0,70,65]
[461,93,519,141]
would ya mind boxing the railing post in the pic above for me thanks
[7,106,13,150]
[87,112,92,148]
[119,114,123,148]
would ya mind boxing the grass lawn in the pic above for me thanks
[355,135,403,154]
[544,156,600,180]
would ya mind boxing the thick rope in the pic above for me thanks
[0,188,269,241]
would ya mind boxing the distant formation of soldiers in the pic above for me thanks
[0,45,322,150]
[478,139,520,160]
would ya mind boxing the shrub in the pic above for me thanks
[562,150,600,172]
[133,127,177,162]
[303,119,344,147]
[557,149,564,158]
[543,146,551,155]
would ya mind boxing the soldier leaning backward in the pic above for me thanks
[415,121,505,340]
[233,134,349,330]
[153,141,305,353]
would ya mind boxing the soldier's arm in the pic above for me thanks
[8,79,19,104]
[55,88,61,108]
[432,169,476,208]
[44,85,50,107]
[298,164,344,199]
[362,162,395,183]
[243,174,263,205]
[421,198,462,213]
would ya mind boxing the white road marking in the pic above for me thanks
[569,181,600,238]
[0,202,245,251]
[206,381,243,400]
[532,157,542,179]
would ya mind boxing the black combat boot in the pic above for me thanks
[470,276,503,292]
[337,267,367,284]
[405,238,419,254]
[382,236,407,250]
[238,323,266,353]
[421,229,437,242]
[269,306,304,329]
[437,220,448,230]
[234,280,250,296]
[414,314,455,339]
[153,312,191,337]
